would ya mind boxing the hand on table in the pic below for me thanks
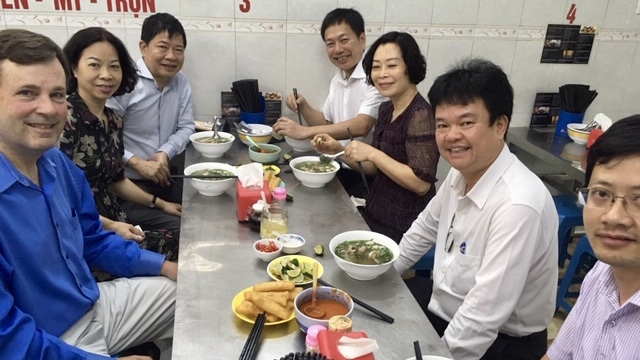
[273,117,310,140]
[109,221,145,243]
[157,199,182,217]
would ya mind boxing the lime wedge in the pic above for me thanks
[314,244,325,256]
[287,268,302,278]
[271,263,283,276]
[293,274,305,283]
[290,258,299,267]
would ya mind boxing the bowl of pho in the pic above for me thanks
[284,136,313,153]
[329,230,400,281]
[190,131,235,158]
[289,156,339,188]
[183,162,237,196]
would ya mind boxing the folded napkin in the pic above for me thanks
[237,163,263,188]
[337,336,378,359]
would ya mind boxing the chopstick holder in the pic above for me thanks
[346,128,370,195]
[239,312,266,360]
[318,278,394,324]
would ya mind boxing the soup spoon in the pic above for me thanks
[319,150,344,164]
[304,262,326,319]
[246,135,268,153]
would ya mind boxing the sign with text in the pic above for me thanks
[1,0,157,17]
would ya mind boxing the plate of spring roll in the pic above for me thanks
[232,280,301,325]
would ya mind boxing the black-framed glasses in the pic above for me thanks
[444,213,456,253]
[579,187,640,215]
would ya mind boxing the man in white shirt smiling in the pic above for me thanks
[395,58,558,360]
[108,13,194,234]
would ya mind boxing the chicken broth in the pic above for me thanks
[191,168,234,181]
[294,161,336,173]
[334,240,394,265]
[195,136,231,144]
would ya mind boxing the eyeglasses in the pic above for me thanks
[444,213,457,253]
[579,187,640,215]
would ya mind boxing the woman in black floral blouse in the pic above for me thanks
[59,27,178,263]
[312,32,439,243]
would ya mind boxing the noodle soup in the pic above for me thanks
[293,161,337,173]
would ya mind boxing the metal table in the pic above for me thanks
[172,137,452,359]
[508,127,587,192]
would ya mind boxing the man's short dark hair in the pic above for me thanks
[585,115,640,186]
[64,27,138,96]
[428,58,513,137]
[362,31,426,86]
[141,13,187,48]
[320,8,365,42]
[0,29,70,84]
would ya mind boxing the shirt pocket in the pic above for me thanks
[448,254,481,295]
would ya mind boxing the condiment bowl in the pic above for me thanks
[248,144,282,164]
[566,123,590,145]
[276,234,305,254]
[329,230,400,281]
[289,156,339,188]
[253,239,283,262]
[189,131,235,158]
[294,286,354,333]
[284,136,314,153]
[237,124,273,146]
[183,162,237,196]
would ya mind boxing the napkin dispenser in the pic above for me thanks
[317,330,375,360]
[236,180,271,222]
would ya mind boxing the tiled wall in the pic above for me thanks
[2,0,638,126]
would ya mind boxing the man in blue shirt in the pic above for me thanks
[108,13,194,235]
[0,29,177,359]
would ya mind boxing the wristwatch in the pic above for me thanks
[149,195,157,209]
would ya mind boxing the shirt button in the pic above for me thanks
[441,268,446,274]
[611,320,616,327]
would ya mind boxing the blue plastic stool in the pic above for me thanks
[556,235,597,313]
[412,248,435,278]
[553,194,584,268]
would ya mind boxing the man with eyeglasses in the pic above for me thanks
[544,115,640,359]
[394,59,558,360]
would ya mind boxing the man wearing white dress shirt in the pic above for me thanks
[108,13,194,234]
[395,58,558,360]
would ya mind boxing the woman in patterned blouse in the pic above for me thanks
[59,27,178,263]
[312,31,439,243]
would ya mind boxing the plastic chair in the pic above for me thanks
[412,248,435,278]
[556,235,597,313]
[553,194,584,268]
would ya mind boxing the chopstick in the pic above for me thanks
[238,312,266,360]
[293,88,303,125]
[170,174,238,179]
[317,278,394,324]
[347,127,370,195]
[414,340,423,359]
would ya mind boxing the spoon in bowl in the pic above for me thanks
[246,135,269,153]
[319,150,345,164]
[303,262,326,319]
[211,116,221,140]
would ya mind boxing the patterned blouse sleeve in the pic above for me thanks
[108,109,126,183]
[405,99,438,184]
[58,106,81,164]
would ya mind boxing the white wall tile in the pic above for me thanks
[145,0,181,17]
[621,45,640,113]
[477,0,525,26]
[181,0,235,18]
[519,0,566,26]
[385,0,434,24]
[603,0,640,30]
[287,0,337,22]
[424,38,474,89]
[589,41,637,114]
[234,0,287,20]
[563,0,608,27]
[471,39,517,73]
[547,40,598,91]
[432,0,480,25]
[235,33,287,94]
[339,0,388,23]
[509,41,554,116]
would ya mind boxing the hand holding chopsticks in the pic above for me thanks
[293,88,303,126]
[238,312,266,360]
[317,278,394,324]
[347,128,370,195]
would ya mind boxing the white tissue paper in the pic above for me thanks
[337,336,378,359]
[237,163,263,188]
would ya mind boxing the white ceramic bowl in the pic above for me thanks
[289,156,339,188]
[276,234,305,254]
[294,286,354,333]
[189,131,235,158]
[566,123,590,145]
[183,162,237,196]
[237,124,273,146]
[285,136,314,153]
[253,239,283,262]
[329,230,400,281]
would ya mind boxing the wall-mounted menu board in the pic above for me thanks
[530,92,562,128]
[540,24,595,64]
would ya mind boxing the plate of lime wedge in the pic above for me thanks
[267,255,323,285]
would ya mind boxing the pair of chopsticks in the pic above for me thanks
[170,174,238,179]
[238,312,266,360]
[293,88,303,125]
[347,128,370,195]
[317,278,394,323]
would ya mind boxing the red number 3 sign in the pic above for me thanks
[239,0,251,13]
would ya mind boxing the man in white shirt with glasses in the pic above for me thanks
[395,58,558,360]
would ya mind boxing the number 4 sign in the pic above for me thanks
[566,3,577,24]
